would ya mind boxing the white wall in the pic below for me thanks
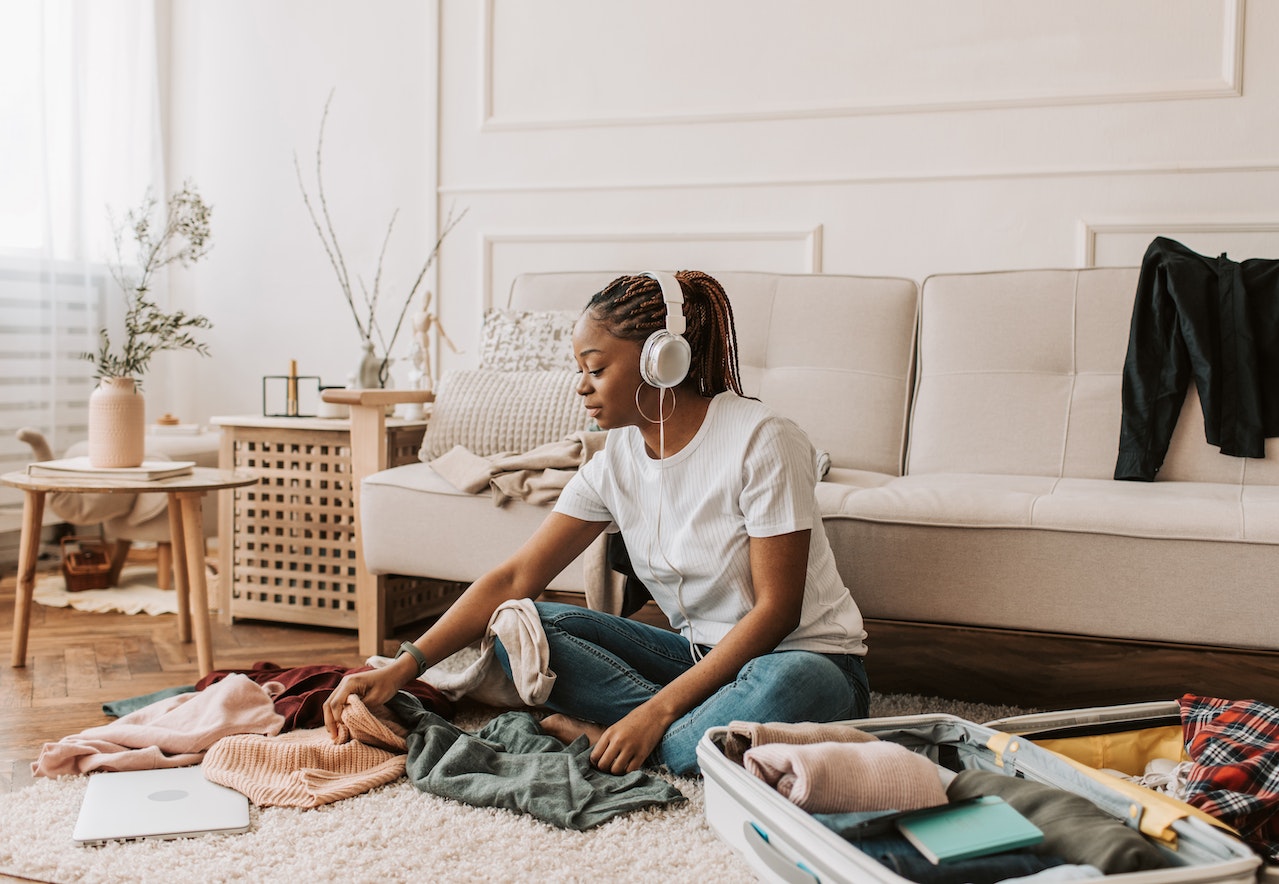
[166,0,1279,416]
[164,0,437,422]
[432,0,1279,376]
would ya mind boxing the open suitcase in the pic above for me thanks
[698,707,1264,884]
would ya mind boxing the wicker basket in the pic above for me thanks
[61,535,113,592]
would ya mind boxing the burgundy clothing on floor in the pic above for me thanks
[197,661,453,730]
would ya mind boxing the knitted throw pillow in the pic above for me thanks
[419,369,588,461]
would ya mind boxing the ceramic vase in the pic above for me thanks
[87,377,146,468]
[354,340,382,389]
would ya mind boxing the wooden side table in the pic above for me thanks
[212,403,437,650]
[1,467,258,677]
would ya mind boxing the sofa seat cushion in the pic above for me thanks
[839,473,1279,543]
[815,468,899,514]
[359,463,589,592]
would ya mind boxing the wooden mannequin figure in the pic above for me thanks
[401,291,459,419]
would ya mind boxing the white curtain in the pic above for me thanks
[0,0,164,519]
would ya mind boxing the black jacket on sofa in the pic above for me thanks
[1115,236,1279,481]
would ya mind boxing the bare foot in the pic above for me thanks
[539,713,606,746]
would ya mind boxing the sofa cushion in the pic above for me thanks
[479,308,579,371]
[813,467,898,514]
[419,369,589,461]
[908,269,1138,479]
[506,271,920,477]
[836,472,1279,543]
[907,267,1279,486]
[359,462,590,592]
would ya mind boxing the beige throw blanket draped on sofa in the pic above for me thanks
[428,430,608,507]
[428,429,629,615]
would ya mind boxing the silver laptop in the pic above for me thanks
[73,765,250,846]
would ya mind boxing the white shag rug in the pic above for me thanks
[0,766,738,884]
[33,565,219,616]
[0,639,1036,884]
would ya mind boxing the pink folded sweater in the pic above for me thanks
[722,719,878,763]
[34,673,284,777]
[202,695,409,808]
[744,740,948,814]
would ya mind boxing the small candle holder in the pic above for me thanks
[262,375,321,417]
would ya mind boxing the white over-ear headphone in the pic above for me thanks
[637,271,700,661]
[638,270,692,389]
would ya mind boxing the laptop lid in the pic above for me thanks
[73,765,250,846]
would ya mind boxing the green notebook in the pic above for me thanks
[895,795,1044,865]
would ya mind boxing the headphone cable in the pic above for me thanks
[646,386,701,663]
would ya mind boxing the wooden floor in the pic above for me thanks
[4,546,1278,800]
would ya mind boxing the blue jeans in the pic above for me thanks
[492,601,870,776]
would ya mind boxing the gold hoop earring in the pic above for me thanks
[635,384,676,423]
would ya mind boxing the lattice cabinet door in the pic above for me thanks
[214,417,427,629]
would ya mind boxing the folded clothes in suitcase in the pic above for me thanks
[698,711,1262,884]
[991,698,1279,873]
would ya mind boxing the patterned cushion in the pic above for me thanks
[478,308,579,372]
[419,369,588,461]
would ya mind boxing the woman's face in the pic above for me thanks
[571,312,647,430]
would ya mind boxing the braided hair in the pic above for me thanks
[585,271,745,397]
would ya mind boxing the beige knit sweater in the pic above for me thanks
[202,696,408,808]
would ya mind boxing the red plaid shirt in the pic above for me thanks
[1180,694,1279,864]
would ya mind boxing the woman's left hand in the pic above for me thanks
[589,706,672,775]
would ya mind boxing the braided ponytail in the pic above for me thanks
[586,271,745,397]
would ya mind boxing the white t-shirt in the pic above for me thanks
[554,392,867,656]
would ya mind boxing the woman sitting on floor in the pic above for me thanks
[323,270,869,776]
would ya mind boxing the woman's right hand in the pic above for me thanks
[322,659,415,740]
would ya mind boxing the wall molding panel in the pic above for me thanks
[435,1,1279,374]
[1081,218,1279,268]
[439,158,1279,198]
[480,0,1244,131]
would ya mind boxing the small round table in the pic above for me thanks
[1,467,259,677]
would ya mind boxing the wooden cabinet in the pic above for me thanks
[213,413,454,641]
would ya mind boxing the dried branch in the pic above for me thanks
[296,91,468,386]
[367,209,399,355]
[377,203,470,384]
[293,89,367,341]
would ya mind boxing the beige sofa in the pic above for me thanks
[347,269,1279,702]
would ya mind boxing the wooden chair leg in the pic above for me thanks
[156,542,173,590]
[107,539,132,587]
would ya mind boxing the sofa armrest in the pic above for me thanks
[322,388,433,479]
[321,388,434,656]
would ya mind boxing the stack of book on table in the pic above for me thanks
[26,456,196,481]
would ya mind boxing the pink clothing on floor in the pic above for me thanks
[203,695,408,808]
[33,673,284,777]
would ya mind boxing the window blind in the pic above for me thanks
[0,258,107,522]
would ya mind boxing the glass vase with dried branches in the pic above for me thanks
[294,91,467,387]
